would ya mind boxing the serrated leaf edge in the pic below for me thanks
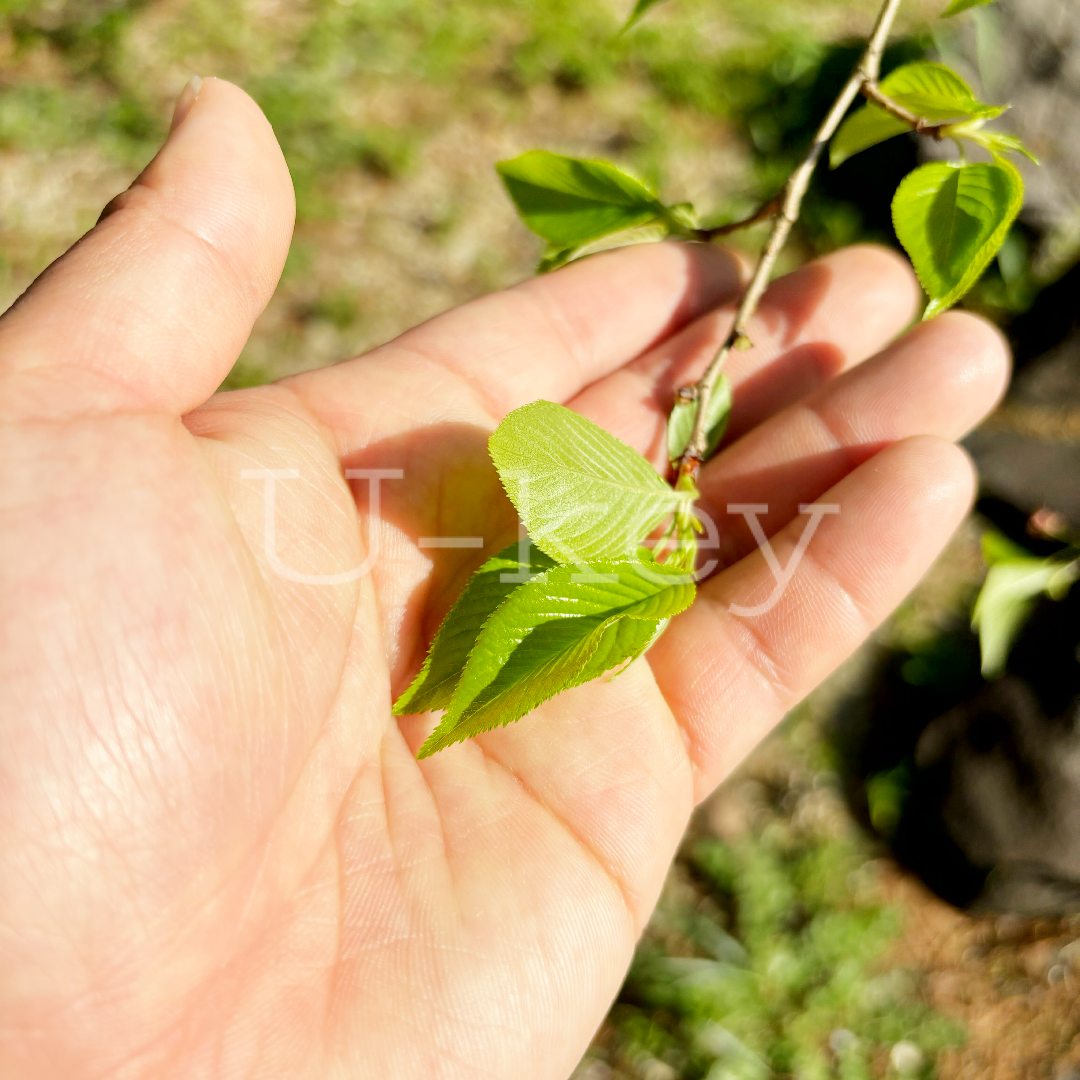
[417,562,694,756]
[417,613,623,757]
[393,542,551,716]
[417,609,667,757]
[892,159,1024,319]
[490,400,692,564]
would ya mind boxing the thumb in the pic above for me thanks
[0,77,295,419]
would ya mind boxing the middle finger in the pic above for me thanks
[569,243,922,463]
[693,309,1010,569]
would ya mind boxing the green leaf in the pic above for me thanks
[667,374,732,464]
[537,244,579,273]
[830,62,1001,168]
[892,159,1023,318]
[877,62,1001,121]
[981,528,1031,565]
[832,109,909,166]
[417,559,695,756]
[624,0,667,30]
[535,218,679,274]
[392,541,555,716]
[972,558,1077,678]
[496,151,667,250]
[951,125,1040,164]
[419,616,663,756]
[943,0,996,16]
[489,400,691,564]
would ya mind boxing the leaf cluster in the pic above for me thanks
[394,401,697,757]
[400,0,1042,756]
[831,59,1035,319]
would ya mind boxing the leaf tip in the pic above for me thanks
[391,684,420,716]
[415,721,466,759]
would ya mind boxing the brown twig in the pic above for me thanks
[860,79,949,138]
[694,196,783,241]
[677,0,906,480]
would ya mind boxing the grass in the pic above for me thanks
[1,0,942,383]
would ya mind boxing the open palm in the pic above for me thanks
[0,81,1008,1080]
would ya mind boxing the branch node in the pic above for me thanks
[860,79,950,140]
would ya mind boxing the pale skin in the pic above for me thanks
[0,79,1009,1079]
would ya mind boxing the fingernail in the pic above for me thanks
[170,75,203,133]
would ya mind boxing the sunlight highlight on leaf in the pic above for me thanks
[490,400,691,564]
[393,541,555,716]
[831,62,1001,168]
[972,529,1078,677]
[892,159,1023,318]
[417,559,694,756]
[496,151,667,249]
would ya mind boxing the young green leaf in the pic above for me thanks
[392,541,555,716]
[943,0,996,16]
[876,62,1001,120]
[831,62,1001,168]
[536,219,678,274]
[496,151,667,250]
[489,400,692,564]
[973,557,1078,678]
[952,125,1040,164]
[667,374,732,464]
[419,616,664,757]
[892,159,1023,319]
[624,0,667,30]
[417,559,695,756]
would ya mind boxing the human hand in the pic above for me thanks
[0,80,1008,1079]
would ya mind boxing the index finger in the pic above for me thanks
[285,241,745,444]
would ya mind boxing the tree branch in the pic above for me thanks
[676,0,906,481]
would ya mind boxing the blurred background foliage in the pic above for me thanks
[3,0,1080,1076]
[0,0,953,386]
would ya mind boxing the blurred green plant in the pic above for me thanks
[972,526,1079,678]
[598,829,962,1078]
